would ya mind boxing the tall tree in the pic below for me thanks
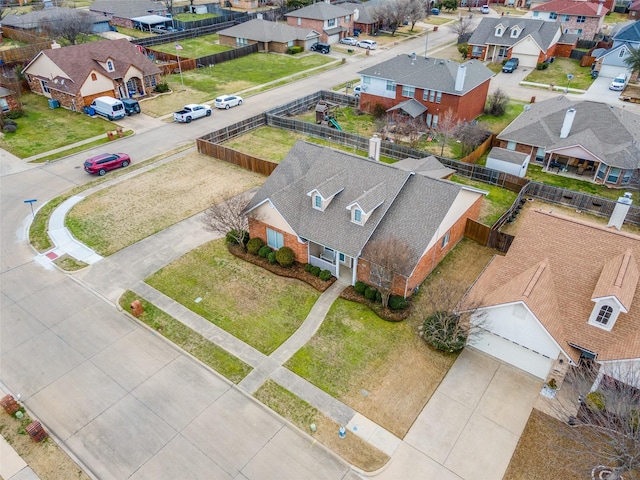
[373,0,410,36]
[40,10,94,45]
[436,109,457,156]
[449,15,475,38]
[405,0,425,31]
[363,236,414,308]
[624,46,640,77]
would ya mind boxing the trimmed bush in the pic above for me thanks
[226,229,249,246]
[319,269,332,281]
[372,103,387,119]
[275,246,295,267]
[586,391,606,411]
[364,286,378,301]
[287,46,303,54]
[536,62,549,70]
[3,124,17,133]
[155,82,170,93]
[259,245,272,258]
[354,281,367,294]
[389,295,408,310]
[375,290,382,303]
[310,265,321,277]
[246,237,264,255]
[268,251,277,264]
[304,263,314,273]
[4,110,23,120]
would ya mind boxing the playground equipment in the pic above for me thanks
[315,101,342,130]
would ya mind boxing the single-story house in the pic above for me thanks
[462,207,640,390]
[243,140,486,297]
[531,0,608,40]
[468,17,578,67]
[486,147,530,178]
[0,87,20,112]
[285,3,354,44]
[1,7,111,34]
[495,96,640,187]
[217,19,320,53]
[358,55,494,128]
[22,38,161,111]
[90,0,169,30]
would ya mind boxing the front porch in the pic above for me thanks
[307,242,355,283]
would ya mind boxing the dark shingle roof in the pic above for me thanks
[468,17,561,52]
[2,7,105,29]
[245,141,466,271]
[497,96,640,169]
[90,0,164,18]
[217,19,317,43]
[358,56,493,96]
[285,3,353,20]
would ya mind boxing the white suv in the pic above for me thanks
[609,72,628,91]
[357,40,377,50]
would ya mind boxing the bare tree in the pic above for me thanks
[418,277,487,353]
[373,0,410,36]
[40,10,94,44]
[363,237,414,308]
[202,191,252,250]
[396,116,425,148]
[547,364,640,480]
[449,16,475,37]
[160,0,174,16]
[405,0,425,31]
[456,121,490,156]
[436,109,457,156]
[485,88,509,117]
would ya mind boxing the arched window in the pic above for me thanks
[91,73,97,81]
[595,305,613,325]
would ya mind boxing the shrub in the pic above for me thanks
[3,118,17,126]
[372,103,387,119]
[4,110,24,120]
[319,269,332,281]
[586,391,606,411]
[389,295,408,310]
[226,229,249,246]
[354,281,367,294]
[422,311,466,353]
[259,245,272,258]
[155,82,170,93]
[364,286,378,301]
[246,237,264,255]
[457,43,469,60]
[304,263,313,272]
[287,46,303,54]
[375,290,382,303]
[268,251,277,264]
[3,124,17,133]
[275,246,295,267]
[310,265,321,276]
[536,62,549,70]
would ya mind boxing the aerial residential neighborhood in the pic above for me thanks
[1,0,640,479]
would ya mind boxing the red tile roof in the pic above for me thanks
[532,0,608,16]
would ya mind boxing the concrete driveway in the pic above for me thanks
[376,348,542,480]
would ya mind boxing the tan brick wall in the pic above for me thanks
[286,17,353,43]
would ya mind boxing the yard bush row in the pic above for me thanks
[353,281,408,311]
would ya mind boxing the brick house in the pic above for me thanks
[357,55,494,128]
[468,18,578,68]
[0,87,20,113]
[217,19,320,53]
[243,141,486,298]
[90,0,169,30]
[22,39,161,111]
[462,208,640,388]
[594,21,640,78]
[495,96,640,187]
[285,3,354,44]
[531,0,608,40]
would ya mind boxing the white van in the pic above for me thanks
[90,96,126,120]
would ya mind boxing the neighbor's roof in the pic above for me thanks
[613,20,640,42]
[386,98,427,118]
[23,39,161,96]
[285,2,353,20]
[244,141,471,274]
[358,56,493,96]
[337,1,375,24]
[532,0,608,16]
[130,14,173,24]
[393,156,456,179]
[2,7,106,29]
[488,147,529,166]
[463,209,640,363]
[217,19,318,43]
[497,96,640,169]
[90,0,165,18]
[468,17,562,52]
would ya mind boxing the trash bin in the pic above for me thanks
[48,99,60,109]
[88,107,95,116]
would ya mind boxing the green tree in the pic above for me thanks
[440,0,458,12]
[624,46,640,76]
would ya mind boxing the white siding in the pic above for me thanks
[252,202,296,234]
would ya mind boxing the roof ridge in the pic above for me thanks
[523,259,548,297]
[615,248,634,288]
[534,209,640,241]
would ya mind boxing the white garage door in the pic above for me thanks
[515,54,538,68]
[469,330,553,379]
[599,64,629,78]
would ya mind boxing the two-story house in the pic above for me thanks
[357,55,494,128]
[595,21,640,78]
[285,3,354,44]
[90,0,170,30]
[531,0,608,40]
[468,17,578,67]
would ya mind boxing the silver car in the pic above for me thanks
[214,95,243,109]
[340,37,358,46]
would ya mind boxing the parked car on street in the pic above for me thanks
[481,4,490,13]
[84,153,131,176]
[214,95,243,109]
[430,7,440,14]
[340,37,358,46]
[310,42,331,54]
[357,39,377,50]
[502,57,519,73]
[609,72,629,91]
[173,104,212,123]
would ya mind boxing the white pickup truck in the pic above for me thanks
[173,104,212,123]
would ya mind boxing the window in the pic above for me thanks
[432,114,439,128]
[386,80,395,92]
[619,48,627,58]
[288,40,294,47]
[426,113,432,126]
[236,37,248,46]
[549,12,557,19]
[91,73,97,81]
[607,167,621,184]
[576,15,586,23]
[510,28,519,38]
[535,147,545,161]
[354,208,362,223]
[561,14,569,21]
[402,86,415,97]
[107,60,114,71]
[597,164,606,179]
[471,46,483,57]
[429,89,435,102]
[441,231,450,248]
[622,170,632,184]
[328,18,336,27]
[532,11,539,17]
[577,28,583,35]
[339,252,345,262]
[345,14,350,22]
[314,195,322,209]
[0,98,8,112]
[41,80,50,94]
[507,141,516,150]
[297,17,301,25]
[435,91,442,103]
[496,27,503,36]
[595,305,613,325]
[266,228,284,249]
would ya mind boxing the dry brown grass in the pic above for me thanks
[67,152,266,255]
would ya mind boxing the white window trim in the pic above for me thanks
[588,299,620,331]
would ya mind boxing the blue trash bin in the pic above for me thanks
[48,99,60,109]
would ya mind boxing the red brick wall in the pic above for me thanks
[286,17,353,43]
[248,217,308,262]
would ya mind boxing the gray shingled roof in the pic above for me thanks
[338,1,375,24]
[488,147,529,165]
[244,141,465,272]
[614,20,640,43]
[468,17,561,52]
[217,19,317,43]
[393,156,456,179]
[497,96,640,169]
[90,0,163,18]
[358,55,493,96]
[2,7,105,29]
[285,3,353,20]
[386,98,427,118]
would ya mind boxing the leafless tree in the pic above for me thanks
[396,116,425,148]
[448,15,476,38]
[485,88,509,117]
[373,0,410,36]
[417,277,487,353]
[546,364,640,480]
[436,109,457,156]
[362,236,414,308]
[40,9,94,44]
[405,0,425,31]
[202,190,253,250]
[160,0,174,16]
[455,121,490,157]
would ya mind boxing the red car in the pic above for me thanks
[84,153,131,176]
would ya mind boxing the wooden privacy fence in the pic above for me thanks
[198,143,278,175]
[0,27,51,65]
[196,44,259,67]
[460,134,494,164]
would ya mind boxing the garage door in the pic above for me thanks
[516,54,538,68]
[599,65,629,78]
[469,330,553,379]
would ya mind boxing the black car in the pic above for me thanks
[310,42,331,54]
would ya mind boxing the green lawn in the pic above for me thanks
[113,26,155,39]
[173,12,219,21]
[477,100,528,134]
[146,239,320,355]
[525,164,623,201]
[0,93,116,158]
[450,175,518,225]
[151,34,231,58]
[524,57,594,90]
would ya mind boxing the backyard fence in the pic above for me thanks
[0,27,51,65]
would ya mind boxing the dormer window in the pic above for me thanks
[496,27,503,36]
[588,299,621,331]
[107,60,114,72]
[595,305,613,326]
[314,194,323,210]
[354,208,362,224]
[510,27,520,38]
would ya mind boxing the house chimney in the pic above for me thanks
[607,192,633,230]
[455,64,466,92]
[597,1,603,15]
[559,108,576,138]
[354,7,359,21]
[369,134,381,161]
[51,41,61,49]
